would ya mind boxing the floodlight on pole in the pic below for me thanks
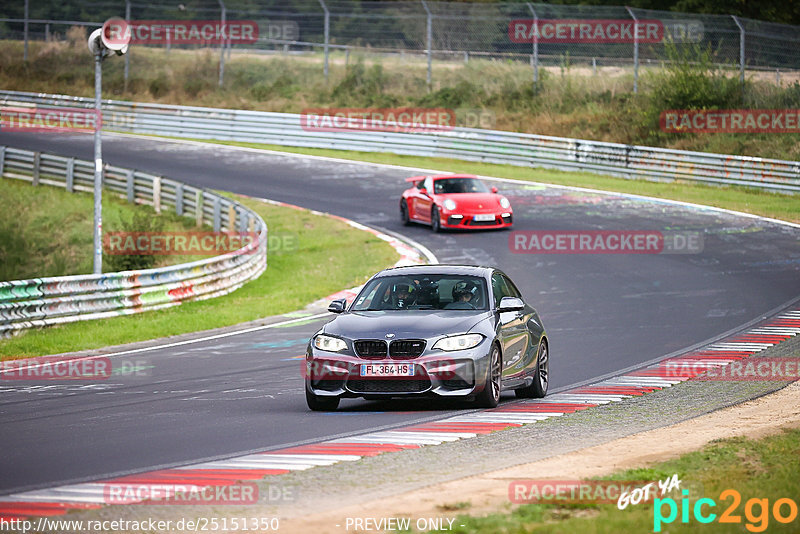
[88,18,130,274]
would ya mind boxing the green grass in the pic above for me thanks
[0,177,201,280]
[2,37,799,160]
[0,192,397,359]
[175,138,800,225]
[441,428,800,533]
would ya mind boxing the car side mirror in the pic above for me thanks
[498,296,524,312]
[419,187,428,195]
[491,186,498,193]
[328,298,347,314]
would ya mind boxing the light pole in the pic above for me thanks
[88,19,129,274]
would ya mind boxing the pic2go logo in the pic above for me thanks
[654,489,798,533]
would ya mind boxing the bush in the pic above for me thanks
[104,209,165,273]
[148,75,169,98]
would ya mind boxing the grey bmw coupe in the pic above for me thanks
[305,265,549,411]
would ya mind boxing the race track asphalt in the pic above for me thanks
[1,131,798,494]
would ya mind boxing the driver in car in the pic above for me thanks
[446,281,478,309]
[389,282,416,309]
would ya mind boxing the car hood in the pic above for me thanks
[437,193,504,212]
[323,310,490,339]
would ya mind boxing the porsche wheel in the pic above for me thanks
[431,206,442,233]
[400,200,411,226]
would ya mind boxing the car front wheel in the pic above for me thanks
[431,206,442,233]
[475,344,501,408]
[306,388,340,411]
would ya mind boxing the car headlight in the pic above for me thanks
[499,197,511,209]
[443,199,457,211]
[314,334,348,352]
[433,333,484,352]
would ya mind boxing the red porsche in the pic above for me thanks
[400,174,513,232]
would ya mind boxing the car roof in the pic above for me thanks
[373,264,495,278]
[431,174,478,180]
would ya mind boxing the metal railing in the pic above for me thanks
[1,90,798,193]
[0,143,268,337]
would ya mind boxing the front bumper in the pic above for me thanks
[305,345,490,399]
[441,212,513,229]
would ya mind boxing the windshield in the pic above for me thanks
[433,178,490,194]
[351,274,489,311]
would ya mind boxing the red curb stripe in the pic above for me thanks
[0,502,103,517]
[105,468,289,485]
[569,387,654,395]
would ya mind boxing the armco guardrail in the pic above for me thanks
[1,90,797,193]
[0,145,267,337]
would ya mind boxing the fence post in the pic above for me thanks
[213,197,221,231]
[227,204,236,231]
[421,0,432,91]
[175,182,184,215]
[66,158,75,192]
[731,16,745,85]
[126,170,135,203]
[124,0,131,91]
[218,0,226,87]
[153,176,162,214]
[318,0,330,82]
[526,3,539,85]
[32,152,40,186]
[195,190,204,228]
[625,6,639,94]
[0,146,5,179]
[23,0,29,61]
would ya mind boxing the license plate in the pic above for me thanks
[360,363,415,377]
[473,214,496,222]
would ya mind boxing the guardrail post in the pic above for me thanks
[175,182,184,215]
[625,7,639,94]
[239,212,248,232]
[248,216,255,233]
[213,197,222,231]
[421,0,432,91]
[526,3,539,85]
[153,176,162,214]
[0,147,5,179]
[318,0,330,82]
[195,190,204,227]
[227,204,236,231]
[126,170,135,203]
[66,158,75,192]
[32,152,40,186]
